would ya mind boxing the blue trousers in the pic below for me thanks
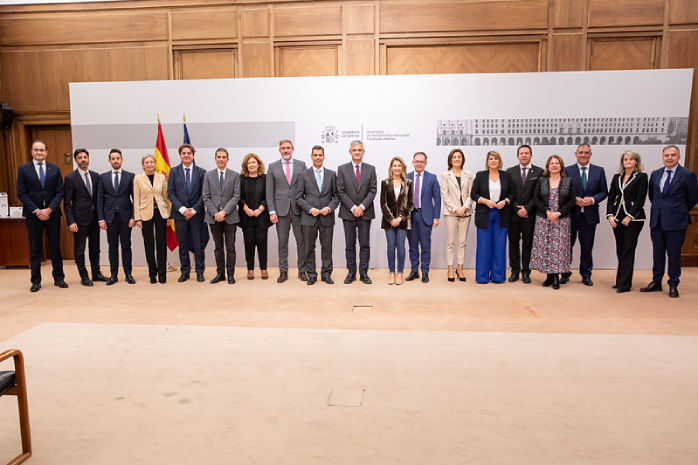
[568,215,596,278]
[408,211,433,274]
[475,208,507,283]
[385,228,407,273]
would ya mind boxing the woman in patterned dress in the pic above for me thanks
[530,155,576,289]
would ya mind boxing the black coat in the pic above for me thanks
[470,170,516,229]
[606,172,648,221]
[534,176,576,219]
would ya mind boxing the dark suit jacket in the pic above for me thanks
[295,167,340,227]
[266,158,307,217]
[534,176,576,219]
[239,174,272,229]
[506,164,543,221]
[567,163,608,225]
[16,161,64,218]
[168,163,206,222]
[648,165,698,231]
[380,178,414,230]
[337,162,378,221]
[98,170,135,224]
[470,170,516,229]
[64,169,99,226]
[606,172,648,222]
[407,170,441,226]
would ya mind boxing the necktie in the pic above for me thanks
[85,172,92,196]
[285,161,291,185]
[114,172,120,193]
[316,169,322,191]
[219,171,224,189]
[581,166,587,191]
[355,165,361,185]
[38,163,45,187]
[414,173,421,209]
[521,167,527,185]
[185,167,191,190]
[663,169,672,194]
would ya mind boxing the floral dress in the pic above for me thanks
[530,186,571,274]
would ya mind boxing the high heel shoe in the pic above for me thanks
[388,273,395,285]
[396,273,403,285]
[456,270,466,282]
[448,276,455,282]
[261,270,268,280]
[247,270,254,280]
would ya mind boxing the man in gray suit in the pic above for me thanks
[295,145,340,285]
[337,140,377,284]
[202,148,240,284]
[266,139,308,283]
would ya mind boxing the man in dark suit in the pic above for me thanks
[97,149,136,285]
[63,148,107,286]
[202,148,241,284]
[406,152,441,283]
[295,145,340,285]
[563,144,608,286]
[506,144,543,284]
[266,139,307,283]
[16,140,68,292]
[641,145,698,298]
[168,143,207,283]
[337,140,377,284]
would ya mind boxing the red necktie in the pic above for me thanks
[355,165,360,185]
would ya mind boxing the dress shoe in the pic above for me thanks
[247,270,254,280]
[508,271,519,283]
[150,277,157,284]
[492,281,504,284]
[616,288,630,293]
[323,276,334,285]
[396,273,403,285]
[582,277,593,286]
[552,274,560,290]
[196,274,205,283]
[640,282,662,293]
[307,277,317,285]
[107,276,118,286]
[405,271,419,281]
[125,275,136,284]
[388,273,395,285]
[456,270,466,282]
[178,274,190,283]
[159,276,167,284]
[344,274,356,284]
[542,274,554,287]
[54,280,69,288]
[360,275,372,284]
[81,277,94,287]
[92,273,108,282]
[210,274,225,284]
[261,270,269,280]
[228,275,236,284]
[669,286,679,298]
[30,283,41,293]
[559,275,569,285]
[277,271,288,283]
[298,271,308,282]
[421,273,429,283]
[521,272,531,284]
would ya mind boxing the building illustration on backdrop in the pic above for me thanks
[437,117,688,147]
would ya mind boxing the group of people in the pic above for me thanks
[16,139,698,298]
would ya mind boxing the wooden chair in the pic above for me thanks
[0,349,31,465]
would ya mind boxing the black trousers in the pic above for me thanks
[342,218,371,277]
[26,213,64,285]
[303,223,334,279]
[210,221,237,276]
[613,221,643,290]
[106,219,133,277]
[242,224,268,270]
[508,217,535,273]
[174,218,206,276]
[141,209,167,280]
[73,213,102,279]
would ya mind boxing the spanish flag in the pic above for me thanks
[155,118,178,251]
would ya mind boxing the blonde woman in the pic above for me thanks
[380,157,414,285]
[439,148,473,282]
[134,154,170,284]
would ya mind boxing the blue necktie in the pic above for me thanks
[662,170,672,195]
[219,171,224,189]
[114,172,120,193]
[185,167,191,191]
[316,169,322,191]
[38,163,45,188]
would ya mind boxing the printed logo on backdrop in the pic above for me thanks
[320,125,411,144]
[321,126,339,144]
[437,117,689,147]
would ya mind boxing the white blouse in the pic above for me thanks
[488,178,501,203]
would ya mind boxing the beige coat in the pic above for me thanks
[133,172,170,221]
[440,169,473,216]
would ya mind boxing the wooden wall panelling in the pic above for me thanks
[242,7,270,38]
[379,0,548,34]
[552,0,587,28]
[346,38,375,75]
[241,41,272,77]
[275,45,339,77]
[176,49,236,79]
[0,11,168,46]
[588,0,664,28]
[550,34,585,71]
[171,8,237,41]
[273,5,342,37]
[589,38,657,70]
[669,0,698,25]
[346,4,375,35]
[385,42,542,75]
